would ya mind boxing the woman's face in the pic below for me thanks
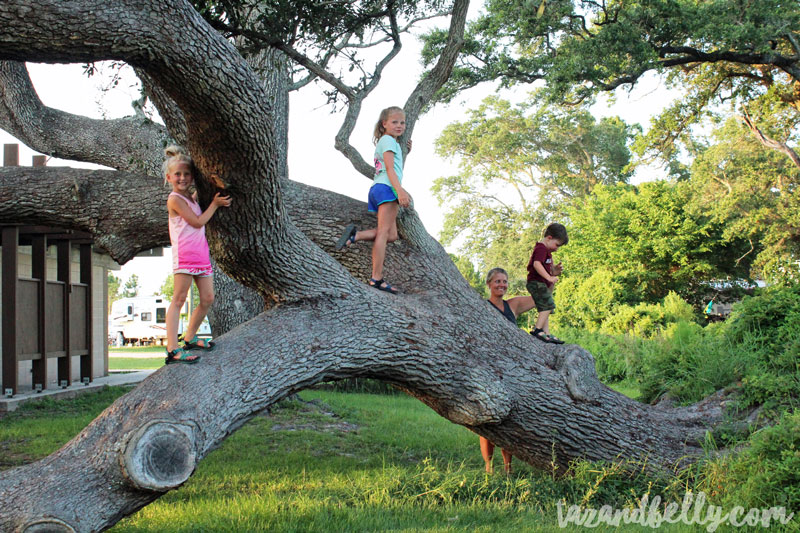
[487,273,508,298]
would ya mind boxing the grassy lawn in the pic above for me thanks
[605,379,641,401]
[108,345,166,370]
[109,357,165,370]
[108,345,168,354]
[0,386,731,533]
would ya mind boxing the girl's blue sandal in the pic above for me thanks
[183,335,215,351]
[336,224,357,250]
[165,347,201,365]
[368,278,398,294]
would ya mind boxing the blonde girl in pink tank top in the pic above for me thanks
[163,146,232,364]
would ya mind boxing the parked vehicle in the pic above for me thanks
[704,300,733,322]
[108,295,209,346]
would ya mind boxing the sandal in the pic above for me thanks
[530,328,550,343]
[183,335,215,351]
[336,224,357,250]
[546,334,565,345]
[368,278,398,294]
[165,347,201,365]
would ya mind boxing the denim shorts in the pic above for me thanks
[526,280,555,312]
[367,183,398,212]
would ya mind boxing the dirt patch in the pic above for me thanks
[260,397,360,434]
[270,421,360,433]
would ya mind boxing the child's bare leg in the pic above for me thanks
[371,201,399,280]
[354,228,377,242]
[166,274,193,351]
[183,275,214,341]
[479,437,494,473]
[535,309,551,333]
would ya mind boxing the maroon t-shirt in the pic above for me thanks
[526,242,553,287]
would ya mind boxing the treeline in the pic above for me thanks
[440,97,798,331]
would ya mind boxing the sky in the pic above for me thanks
[0,13,678,296]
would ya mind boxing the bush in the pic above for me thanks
[555,326,644,382]
[723,284,800,372]
[703,409,800,512]
[636,320,754,404]
[554,269,626,331]
[599,291,697,338]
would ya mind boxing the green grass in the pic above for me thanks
[109,357,165,370]
[1,388,796,532]
[0,386,132,469]
[605,379,640,400]
[108,345,168,353]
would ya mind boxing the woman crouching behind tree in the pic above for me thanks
[481,267,535,473]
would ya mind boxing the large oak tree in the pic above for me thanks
[0,1,738,531]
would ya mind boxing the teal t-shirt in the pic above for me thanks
[374,134,403,188]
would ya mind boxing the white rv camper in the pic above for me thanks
[109,295,212,346]
[109,295,169,346]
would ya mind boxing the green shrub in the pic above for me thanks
[556,326,644,382]
[598,291,697,338]
[703,409,800,512]
[723,285,800,370]
[554,269,626,331]
[740,371,800,412]
[636,320,754,404]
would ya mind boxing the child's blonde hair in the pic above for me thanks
[373,106,405,144]
[162,145,193,184]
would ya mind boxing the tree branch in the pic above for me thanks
[786,32,800,57]
[0,61,168,175]
[333,0,470,179]
[740,108,800,169]
[659,45,800,84]
[0,166,167,263]
[403,0,469,136]
[0,0,363,303]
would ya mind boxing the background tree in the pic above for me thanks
[433,95,635,280]
[424,0,800,168]
[107,272,122,312]
[0,1,748,530]
[159,275,174,300]
[121,273,140,298]
[559,181,753,304]
[685,116,800,284]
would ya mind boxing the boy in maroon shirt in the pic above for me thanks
[526,223,568,343]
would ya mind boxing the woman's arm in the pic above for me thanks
[507,295,535,317]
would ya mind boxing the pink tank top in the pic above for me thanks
[168,192,211,271]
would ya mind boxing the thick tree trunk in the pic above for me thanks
[207,44,290,332]
[0,1,737,531]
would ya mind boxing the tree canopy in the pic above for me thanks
[433,95,635,280]
[423,0,800,168]
[560,180,752,302]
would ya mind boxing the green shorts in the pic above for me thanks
[526,280,555,312]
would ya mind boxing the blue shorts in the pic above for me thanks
[367,183,398,213]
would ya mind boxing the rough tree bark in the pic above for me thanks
[0,1,735,532]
